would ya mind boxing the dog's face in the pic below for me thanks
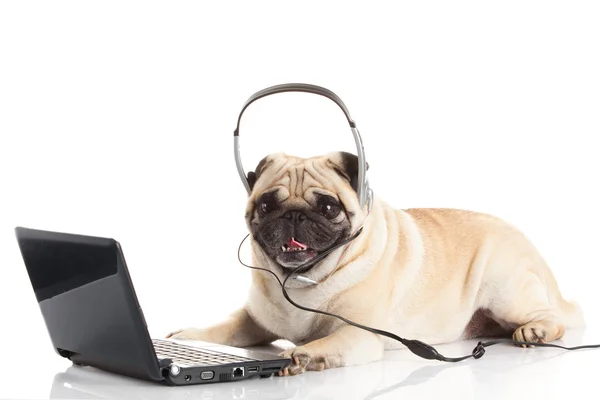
[245,151,366,270]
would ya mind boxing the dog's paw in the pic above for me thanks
[278,347,311,376]
[513,322,547,347]
[277,347,341,376]
[166,328,206,340]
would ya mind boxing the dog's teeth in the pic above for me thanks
[282,245,309,253]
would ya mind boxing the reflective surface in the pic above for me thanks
[40,329,600,400]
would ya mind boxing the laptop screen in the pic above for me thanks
[16,230,117,302]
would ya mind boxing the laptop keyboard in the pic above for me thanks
[152,339,257,367]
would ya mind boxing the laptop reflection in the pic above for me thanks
[49,365,307,400]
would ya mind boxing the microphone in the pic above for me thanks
[289,227,365,286]
[294,275,318,285]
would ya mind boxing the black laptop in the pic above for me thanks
[14,227,291,386]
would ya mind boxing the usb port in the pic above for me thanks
[248,366,259,373]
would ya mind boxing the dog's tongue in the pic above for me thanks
[288,237,308,250]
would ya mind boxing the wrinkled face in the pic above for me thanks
[251,188,351,268]
[245,151,364,270]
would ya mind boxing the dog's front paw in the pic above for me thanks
[166,328,207,340]
[278,347,341,376]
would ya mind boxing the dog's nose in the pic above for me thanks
[282,210,307,223]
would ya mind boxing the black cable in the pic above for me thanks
[237,235,283,287]
[237,230,600,362]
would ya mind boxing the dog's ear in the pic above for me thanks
[247,156,270,192]
[328,151,369,193]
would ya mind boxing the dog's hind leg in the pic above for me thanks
[485,268,572,346]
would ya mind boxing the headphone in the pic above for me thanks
[233,83,374,211]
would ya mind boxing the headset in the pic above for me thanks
[232,83,600,363]
[233,83,374,212]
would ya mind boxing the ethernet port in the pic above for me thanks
[232,367,245,378]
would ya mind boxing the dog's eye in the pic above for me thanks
[320,202,341,219]
[259,201,277,215]
[257,191,279,216]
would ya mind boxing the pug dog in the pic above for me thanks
[168,151,584,375]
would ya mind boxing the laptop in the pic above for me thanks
[14,226,291,386]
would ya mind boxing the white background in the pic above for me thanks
[1,1,599,399]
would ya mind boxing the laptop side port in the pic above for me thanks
[248,366,259,373]
[232,367,244,377]
[200,371,214,380]
[262,366,282,372]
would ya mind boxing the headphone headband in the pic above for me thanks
[233,83,356,135]
[233,83,372,209]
